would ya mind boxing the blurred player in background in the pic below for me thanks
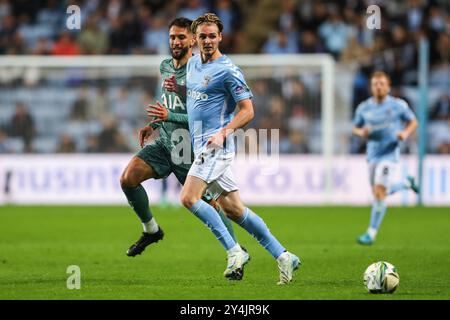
[120,17,237,257]
[352,71,419,245]
[178,13,300,284]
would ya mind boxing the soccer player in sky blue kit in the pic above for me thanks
[179,13,300,284]
[120,18,237,258]
[353,71,419,245]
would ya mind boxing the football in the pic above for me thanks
[363,261,400,294]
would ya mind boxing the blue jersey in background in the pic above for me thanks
[353,95,416,164]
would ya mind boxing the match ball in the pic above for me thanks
[363,261,399,294]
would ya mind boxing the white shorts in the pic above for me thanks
[368,160,398,188]
[188,148,238,200]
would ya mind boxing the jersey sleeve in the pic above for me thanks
[397,99,416,122]
[147,120,162,130]
[224,67,253,103]
[146,60,169,130]
[353,103,365,128]
[167,111,188,124]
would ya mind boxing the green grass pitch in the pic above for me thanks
[0,205,449,300]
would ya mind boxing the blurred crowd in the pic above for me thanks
[0,0,449,155]
[262,0,449,155]
[0,0,243,55]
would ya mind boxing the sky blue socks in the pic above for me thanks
[189,199,236,251]
[236,207,286,259]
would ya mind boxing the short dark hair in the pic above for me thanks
[191,13,223,34]
[169,17,193,31]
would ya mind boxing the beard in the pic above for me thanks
[171,46,189,60]
[374,91,388,100]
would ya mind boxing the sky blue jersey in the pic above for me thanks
[186,54,253,155]
[353,95,416,164]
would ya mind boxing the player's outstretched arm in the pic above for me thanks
[397,119,418,141]
[207,99,254,148]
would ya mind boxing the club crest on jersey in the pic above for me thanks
[203,74,211,86]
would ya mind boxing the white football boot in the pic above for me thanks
[277,251,300,285]
[223,245,250,280]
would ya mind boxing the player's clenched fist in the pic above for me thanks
[164,75,178,92]
[354,127,370,139]
[207,129,227,149]
[397,131,409,141]
[361,127,370,138]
